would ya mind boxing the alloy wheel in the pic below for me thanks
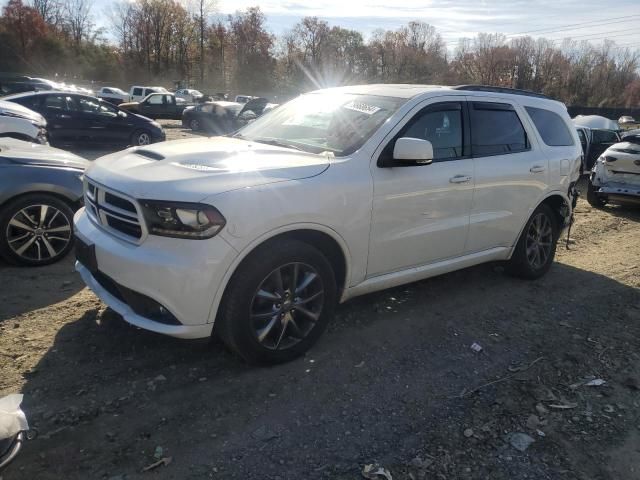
[190,119,200,131]
[137,132,151,145]
[525,212,553,270]
[6,204,72,262]
[250,262,325,351]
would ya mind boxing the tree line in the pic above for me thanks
[1,0,639,107]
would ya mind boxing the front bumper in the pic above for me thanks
[74,208,237,339]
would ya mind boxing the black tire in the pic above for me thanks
[216,239,337,364]
[0,193,75,266]
[586,180,607,208]
[131,129,152,146]
[507,204,559,280]
[189,119,200,131]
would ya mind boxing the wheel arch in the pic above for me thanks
[508,191,571,259]
[208,224,352,324]
[0,188,82,212]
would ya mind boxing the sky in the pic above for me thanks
[19,0,640,51]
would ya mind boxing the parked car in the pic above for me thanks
[0,138,88,266]
[586,134,640,208]
[97,87,129,105]
[235,95,257,104]
[0,75,53,96]
[618,115,637,127]
[119,93,187,120]
[129,86,168,102]
[0,100,48,144]
[3,91,165,147]
[175,89,203,103]
[575,125,621,172]
[182,98,269,133]
[74,84,581,364]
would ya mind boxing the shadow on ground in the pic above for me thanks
[7,260,640,480]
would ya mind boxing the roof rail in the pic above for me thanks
[452,85,551,100]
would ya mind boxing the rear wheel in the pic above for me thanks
[507,204,559,279]
[131,130,151,146]
[587,181,607,208]
[216,240,337,364]
[0,194,75,266]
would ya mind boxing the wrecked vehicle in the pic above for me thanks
[181,97,269,134]
[587,134,640,207]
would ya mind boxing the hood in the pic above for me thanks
[239,97,268,116]
[86,136,331,202]
[0,138,89,169]
[0,100,46,126]
[119,101,139,109]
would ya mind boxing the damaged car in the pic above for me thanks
[587,134,640,208]
[182,97,269,134]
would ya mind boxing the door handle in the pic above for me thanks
[530,165,546,173]
[56,114,71,119]
[449,175,472,184]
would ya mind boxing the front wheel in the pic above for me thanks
[216,240,337,364]
[507,204,559,279]
[189,119,200,131]
[0,194,75,266]
[131,130,151,146]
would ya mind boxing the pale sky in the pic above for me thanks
[11,0,640,50]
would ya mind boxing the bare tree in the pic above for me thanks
[63,0,92,47]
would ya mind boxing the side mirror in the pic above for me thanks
[393,137,434,164]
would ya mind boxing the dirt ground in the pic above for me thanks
[1,126,639,480]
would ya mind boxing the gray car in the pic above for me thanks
[0,138,88,266]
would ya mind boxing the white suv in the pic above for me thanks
[74,85,581,363]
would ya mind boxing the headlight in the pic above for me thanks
[140,201,226,239]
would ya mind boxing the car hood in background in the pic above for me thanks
[0,100,46,126]
[0,138,89,169]
[119,101,140,110]
[86,136,331,202]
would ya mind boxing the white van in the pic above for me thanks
[129,86,168,102]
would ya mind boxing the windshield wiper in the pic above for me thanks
[249,137,305,152]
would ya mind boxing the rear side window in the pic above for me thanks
[43,94,72,112]
[470,102,528,156]
[14,95,42,111]
[133,88,143,96]
[525,106,574,146]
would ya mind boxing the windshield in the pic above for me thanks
[235,93,406,156]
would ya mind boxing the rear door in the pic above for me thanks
[41,94,79,143]
[465,97,548,252]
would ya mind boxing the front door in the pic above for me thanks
[368,98,474,276]
[465,97,549,252]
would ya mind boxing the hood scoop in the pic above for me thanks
[135,149,165,161]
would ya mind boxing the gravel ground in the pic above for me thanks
[1,127,639,480]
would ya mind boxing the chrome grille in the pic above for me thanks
[84,178,144,242]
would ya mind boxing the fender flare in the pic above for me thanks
[508,190,572,259]
[206,223,352,324]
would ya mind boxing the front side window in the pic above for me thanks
[236,93,407,156]
[525,106,574,146]
[73,97,117,117]
[471,102,528,156]
[400,104,463,160]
